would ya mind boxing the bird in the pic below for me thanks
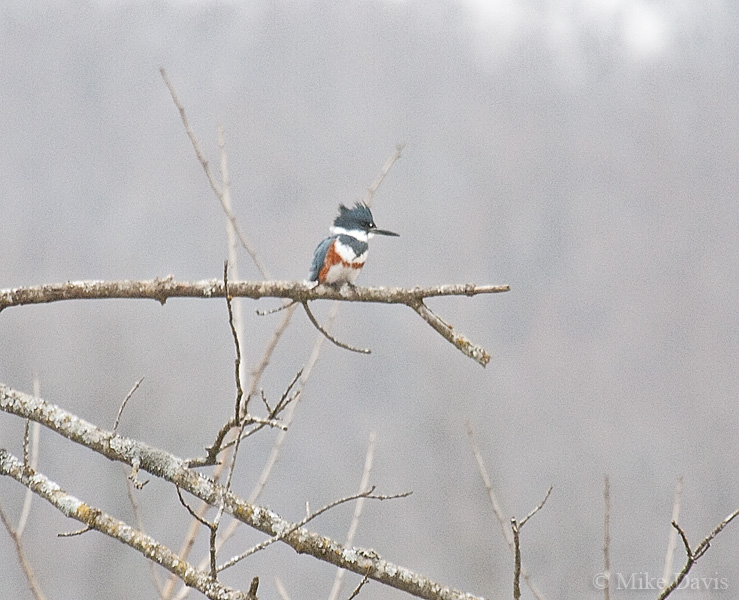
[308,202,398,286]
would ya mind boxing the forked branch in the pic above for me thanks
[657,510,739,600]
[0,385,484,600]
[0,280,509,366]
[512,486,553,600]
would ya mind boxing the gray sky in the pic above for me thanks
[2,2,738,599]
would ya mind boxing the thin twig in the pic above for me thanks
[176,486,213,529]
[217,487,410,572]
[58,526,92,537]
[224,262,245,421]
[217,130,252,416]
[244,301,298,413]
[302,301,371,354]
[465,423,547,600]
[274,577,291,600]
[176,487,219,579]
[174,365,307,600]
[219,124,240,284]
[217,345,273,569]
[512,518,522,600]
[256,300,296,316]
[657,509,739,600]
[196,280,295,468]
[159,69,272,600]
[248,304,338,507]
[197,369,299,466]
[346,571,371,600]
[363,142,405,208]
[466,423,511,543]
[18,377,44,538]
[23,419,31,466]
[0,501,47,600]
[511,486,553,600]
[128,456,149,489]
[18,377,42,537]
[328,431,377,600]
[17,420,39,537]
[159,67,270,279]
[518,486,553,529]
[660,476,683,590]
[125,470,164,596]
[113,377,145,434]
[602,475,611,600]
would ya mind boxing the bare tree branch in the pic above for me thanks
[175,486,219,579]
[511,486,552,600]
[157,93,266,599]
[128,456,149,489]
[363,143,405,208]
[660,476,683,592]
[113,377,145,434]
[302,301,371,354]
[18,377,43,539]
[197,369,299,468]
[465,423,546,600]
[224,263,246,420]
[602,475,611,600]
[246,577,259,600]
[0,279,507,307]
[274,577,291,600]
[217,486,409,572]
[159,67,270,280]
[518,486,552,530]
[657,509,739,600]
[0,280,508,366]
[125,470,165,597]
[410,300,490,366]
[0,385,484,600]
[0,450,249,600]
[328,431,378,600]
[347,571,371,600]
[58,525,92,537]
[511,518,522,600]
[0,499,47,600]
[172,309,330,600]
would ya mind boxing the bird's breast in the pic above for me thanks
[319,238,368,284]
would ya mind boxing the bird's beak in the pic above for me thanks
[374,229,399,237]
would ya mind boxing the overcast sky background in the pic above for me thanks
[2,1,739,599]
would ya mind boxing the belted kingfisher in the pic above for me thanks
[309,202,398,286]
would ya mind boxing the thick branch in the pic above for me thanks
[0,279,508,308]
[0,450,248,600]
[0,384,484,600]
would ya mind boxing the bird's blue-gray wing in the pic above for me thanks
[309,236,335,282]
